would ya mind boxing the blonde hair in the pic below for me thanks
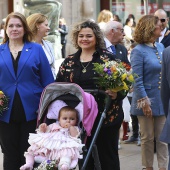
[3,12,33,43]
[27,13,47,36]
[59,17,66,25]
[71,19,105,49]
[97,9,113,23]
[133,15,159,44]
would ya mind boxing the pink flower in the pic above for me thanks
[104,67,108,72]
[0,99,3,106]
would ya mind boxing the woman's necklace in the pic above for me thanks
[81,61,91,73]
[9,43,24,59]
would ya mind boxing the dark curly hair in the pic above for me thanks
[70,19,106,49]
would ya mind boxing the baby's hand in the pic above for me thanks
[69,126,78,137]
[60,164,69,170]
[39,123,47,132]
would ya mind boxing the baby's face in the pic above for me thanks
[59,111,77,128]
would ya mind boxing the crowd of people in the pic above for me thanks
[0,7,170,170]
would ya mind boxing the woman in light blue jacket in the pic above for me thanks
[131,15,168,170]
[27,13,56,78]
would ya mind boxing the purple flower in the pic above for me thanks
[47,160,51,164]
[107,69,112,75]
[104,67,108,72]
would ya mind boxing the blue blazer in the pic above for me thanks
[130,43,165,116]
[0,41,54,123]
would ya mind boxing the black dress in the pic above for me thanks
[56,48,125,170]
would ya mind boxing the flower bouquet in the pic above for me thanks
[93,60,134,95]
[0,91,9,116]
[34,160,58,170]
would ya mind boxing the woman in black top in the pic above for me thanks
[56,20,125,170]
[58,18,68,58]
[0,12,54,170]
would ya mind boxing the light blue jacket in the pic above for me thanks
[0,41,54,122]
[130,43,165,116]
[42,40,56,78]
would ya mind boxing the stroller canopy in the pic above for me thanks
[37,82,98,136]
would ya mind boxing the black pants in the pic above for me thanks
[61,43,66,58]
[0,119,37,170]
[128,96,139,138]
[96,126,121,170]
[85,111,123,170]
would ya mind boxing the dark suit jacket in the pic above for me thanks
[115,44,130,65]
[59,24,68,44]
[160,46,170,143]
[161,28,170,48]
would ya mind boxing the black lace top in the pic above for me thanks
[56,48,125,127]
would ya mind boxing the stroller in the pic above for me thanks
[35,82,111,170]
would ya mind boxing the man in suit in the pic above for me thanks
[103,20,130,65]
[103,20,132,149]
[154,9,170,48]
[160,46,170,170]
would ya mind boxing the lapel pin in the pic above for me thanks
[120,51,122,54]
[26,49,28,51]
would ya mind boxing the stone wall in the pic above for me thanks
[13,0,62,60]
[0,0,8,23]
[58,0,97,56]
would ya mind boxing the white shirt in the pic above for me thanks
[124,25,133,40]
[159,28,166,43]
[98,22,106,32]
[104,37,114,54]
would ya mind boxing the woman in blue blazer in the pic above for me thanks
[0,12,54,170]
[131,15,168,170]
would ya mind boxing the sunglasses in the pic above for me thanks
[160,19,166,23]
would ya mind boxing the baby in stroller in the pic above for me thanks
[20,100,84,170]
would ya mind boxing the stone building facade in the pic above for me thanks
[0,0,99,57]
[57,0,99,55]
[0,0,165,57]
[0,0,9,21]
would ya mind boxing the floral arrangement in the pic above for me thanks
[34,160,58,170]
[93,60,134,94]
[0,91,9,116]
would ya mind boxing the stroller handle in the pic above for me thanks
[81,89,112,170]
[84,89,112,114]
